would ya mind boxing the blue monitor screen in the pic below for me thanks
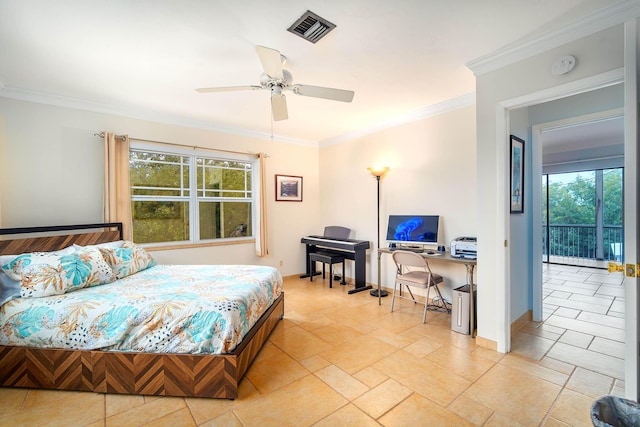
[385,215,440,245]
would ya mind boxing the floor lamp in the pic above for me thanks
[368,166,389,297]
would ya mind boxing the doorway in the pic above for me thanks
[492,23,639,401]
[495,71,633,368]
[506,108,627,386]
[532,108,625,322]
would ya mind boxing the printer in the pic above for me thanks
[450,236,477,259]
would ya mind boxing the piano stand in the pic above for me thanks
[347,284,373,294]
[301,235,371,294]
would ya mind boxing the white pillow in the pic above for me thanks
[99,241,157,279]
[73,240,125,250]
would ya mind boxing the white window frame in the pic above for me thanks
[130,142,259,247]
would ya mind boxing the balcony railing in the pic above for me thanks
[542,224,623,261]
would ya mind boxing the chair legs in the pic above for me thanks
[391,282,447,324]
[390,281,415,314]
[423,284,431,324]
[390,281,398,313]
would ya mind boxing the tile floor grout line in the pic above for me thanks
[102,394,107,427]
[232,407,247,427]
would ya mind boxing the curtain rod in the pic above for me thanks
[93,132,267,158]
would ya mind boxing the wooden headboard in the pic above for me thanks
[0,223,123,255]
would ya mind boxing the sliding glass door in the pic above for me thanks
[542,168,623,266]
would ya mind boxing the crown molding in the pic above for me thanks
[467,0,640,76]
[0,85,318,147]
[319,92,476,147]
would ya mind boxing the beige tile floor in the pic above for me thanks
[513,263,625,384]
[0,266,626,426]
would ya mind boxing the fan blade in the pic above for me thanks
[255,45,284,79]
[196,85,262,93]
[271,93,288,121]
[293,84,354,102]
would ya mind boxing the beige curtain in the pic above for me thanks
[256,152,269,256]
[104,132,133,241]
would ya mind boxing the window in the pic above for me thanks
[130,145,256,245]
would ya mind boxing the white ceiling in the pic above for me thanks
[542,116,624,154]
[0,0,609,144]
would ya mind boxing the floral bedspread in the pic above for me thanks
[0,264,282,354]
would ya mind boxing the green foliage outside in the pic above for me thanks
[543,169,623,260]
[543,169,622,226]
[130,150,253,244]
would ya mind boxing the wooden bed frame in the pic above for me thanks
[0,223,284,399]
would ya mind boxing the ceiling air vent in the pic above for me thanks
[287,10,336,44]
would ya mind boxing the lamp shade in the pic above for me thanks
[367,166,389,178]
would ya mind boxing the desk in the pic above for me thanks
[377,248,477,336]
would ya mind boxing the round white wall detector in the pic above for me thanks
[551,55,576,75]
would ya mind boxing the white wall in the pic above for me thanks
[0,98,321,277]
[0,110,6,226]
[475,24,624,345]
[319,105,477,300]
[508,108,533,323]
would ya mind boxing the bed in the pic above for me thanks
[0,223,284,399]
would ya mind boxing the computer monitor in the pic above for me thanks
[385,215,440,246]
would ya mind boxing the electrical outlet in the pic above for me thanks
[279,260,284,267]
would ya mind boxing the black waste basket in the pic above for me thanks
[591,395,640,426]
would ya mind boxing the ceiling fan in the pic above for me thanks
[196,45,355,121]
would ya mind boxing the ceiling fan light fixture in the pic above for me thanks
[196,45,354,121]
[287,10,336,43]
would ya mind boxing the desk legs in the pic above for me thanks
[466,263,476,338]
[376,249,477,337]
[372,251,389,300]
[377,251,382,305]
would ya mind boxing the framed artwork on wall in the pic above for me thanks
[275,174,303,202]
[510,135,525,214]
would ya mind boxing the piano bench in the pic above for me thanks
[309,251,346,288]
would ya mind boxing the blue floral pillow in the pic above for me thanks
[1,246,116,298]
[0,246,76,281]
[99,241,156,279]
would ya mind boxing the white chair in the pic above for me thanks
[390,250,450,323]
